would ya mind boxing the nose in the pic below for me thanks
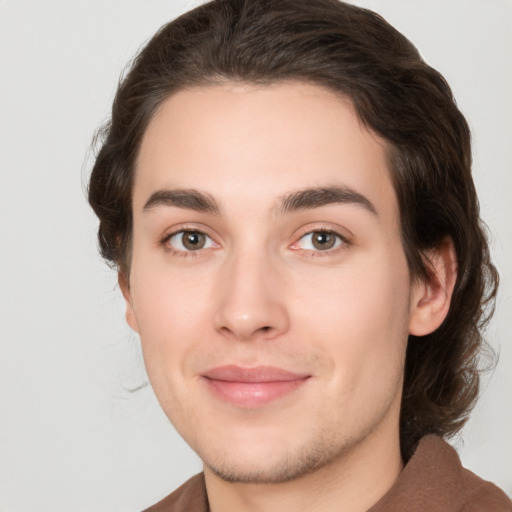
[213,250,290,342]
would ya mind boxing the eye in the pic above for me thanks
[166,230,215,252]
[294,230,345,252]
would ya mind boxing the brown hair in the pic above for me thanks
[88,0,498,460]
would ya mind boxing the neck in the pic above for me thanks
[204,427,403,512]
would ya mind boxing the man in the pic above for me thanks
[88,0,511,510]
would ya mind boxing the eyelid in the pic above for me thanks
[292,222,352,241]
[289,224,352,255]
[291,230,345,248]
[160,224,220,256]
[159,222,351,257]
[161,222,216,241]
[168,231,215,250]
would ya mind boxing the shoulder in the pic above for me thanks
[370,436,512,512]
[141,473,208,512]
[426,436,511,511]
[456,467,512,512]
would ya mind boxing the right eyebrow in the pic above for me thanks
[143,189,221,215]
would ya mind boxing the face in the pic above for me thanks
[124,82,424,483]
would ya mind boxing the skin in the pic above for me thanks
[121,82,456,512]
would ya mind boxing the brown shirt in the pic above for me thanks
[143,436,512,512]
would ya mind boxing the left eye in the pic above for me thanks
[167,230,215,251]
[295,230,344,251]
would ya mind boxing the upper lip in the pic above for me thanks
[202,365,310,382]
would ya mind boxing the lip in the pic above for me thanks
[201,365,311,408]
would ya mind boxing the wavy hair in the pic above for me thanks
[88,0,498,460]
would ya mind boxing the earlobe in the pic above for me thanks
[408,238,458,336]
[118,271,140,334]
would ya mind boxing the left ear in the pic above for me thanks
[408,237,458,336]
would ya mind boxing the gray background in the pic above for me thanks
[0,1,510,510]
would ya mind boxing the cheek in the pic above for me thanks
[129,261,214,379]
[292,250,411,387]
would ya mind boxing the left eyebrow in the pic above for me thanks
[278,186,377,215]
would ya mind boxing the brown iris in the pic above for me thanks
[311,231,337,250]
[181,231,207,250]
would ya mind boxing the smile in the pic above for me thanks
[201,365,311,408]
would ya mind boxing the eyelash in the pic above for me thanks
[160,227,349,259]
[161,227,217,260]
[291,229,349,258]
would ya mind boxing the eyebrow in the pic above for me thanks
[143,189,220,214]
[142,185,377,216]
[279,186,377,215]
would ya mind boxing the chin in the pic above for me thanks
[205,456,319,484]
[201,432,349,484]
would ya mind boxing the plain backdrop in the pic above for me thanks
[0,1,511,510]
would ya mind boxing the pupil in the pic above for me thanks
[313,232,335,250]
[183,231,205,250]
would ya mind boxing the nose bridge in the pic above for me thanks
[213,241,289,341]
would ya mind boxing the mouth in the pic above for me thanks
[201,365,311,408]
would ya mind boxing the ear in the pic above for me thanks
[118,271,140,333]
[408,238,457,336]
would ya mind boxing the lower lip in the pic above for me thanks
[203,377,309,408]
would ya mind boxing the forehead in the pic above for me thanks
[134,81,397,220]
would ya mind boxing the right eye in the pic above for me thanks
[166,230,216,252]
